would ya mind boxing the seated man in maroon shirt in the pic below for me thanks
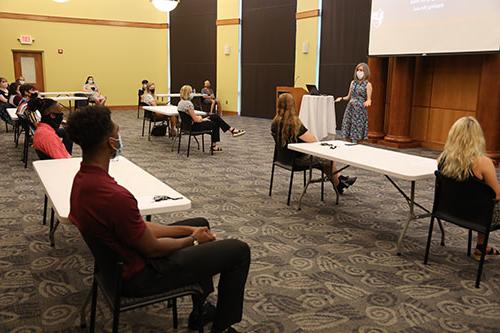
[66,106,250,333]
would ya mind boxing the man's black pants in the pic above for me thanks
[123,218,250,330]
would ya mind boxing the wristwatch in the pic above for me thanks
[190,235,199,246]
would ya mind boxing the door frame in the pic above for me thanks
[12,50,45,91]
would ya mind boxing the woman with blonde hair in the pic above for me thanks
[271,93,356,194]
[438,116,500,259]
[177,85,245,151]
[336,62,372,143]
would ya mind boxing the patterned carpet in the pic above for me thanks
[0,110,499,333]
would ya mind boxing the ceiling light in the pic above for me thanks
[53,0,70,3]
[150,0,179,13]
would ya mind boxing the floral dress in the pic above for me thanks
[341,80,368,141]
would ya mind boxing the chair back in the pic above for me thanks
[433,170,496,232]
[35,149,51,160]
[272,140,301,166]
[178,110,193,132]
[81,234,124,298]
[74,93,89,109]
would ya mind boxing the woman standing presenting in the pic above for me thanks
[335,63,372,143]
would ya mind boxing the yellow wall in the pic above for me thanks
[216,0,240,113]
[0,0,168,106]
[295,0,321,89]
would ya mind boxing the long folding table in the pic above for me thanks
[288,140,445,254]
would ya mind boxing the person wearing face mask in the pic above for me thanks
[16,83,38,117]
[335,63,373,144]
[16,76,25,85]
[0,77,9,105]
[8,82,22,107]
[142,82,177,137]
[32,98,72,159]
[83,75,107,105]
[66,106,251,333]
[201,80,222,115]
[178,85,245,152]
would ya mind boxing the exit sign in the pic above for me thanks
[19,35,34,45]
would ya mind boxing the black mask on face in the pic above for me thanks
[30,92,38,99]
[42,113,64,130]
[150,88,155,94]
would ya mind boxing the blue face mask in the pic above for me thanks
[110,134,123,159]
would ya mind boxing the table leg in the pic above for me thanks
[297,157,314,210]
[396,181,415,255]
[43,195,48,225]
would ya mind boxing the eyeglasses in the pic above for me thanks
[153,195,183,202]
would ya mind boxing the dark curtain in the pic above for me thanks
[241,0,296,118]
[319,0,371,128]
[170,0,217,94]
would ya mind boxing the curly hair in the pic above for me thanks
[438,116,486,181]
[66,106,114,153]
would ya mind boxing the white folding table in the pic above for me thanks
[6,108,19,145]
[288,140,445,254]
[299,95,337,140]
[33,156,192,246]
[50,96,89,112]
[141,105,206,141]
[39,91,92,97]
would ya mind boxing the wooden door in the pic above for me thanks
[13,51,45,91]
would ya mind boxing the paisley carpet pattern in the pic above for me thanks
[0,110,499,332]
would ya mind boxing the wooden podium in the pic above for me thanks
[276,86,308,114]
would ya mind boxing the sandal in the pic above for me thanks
[231,128,246,137]
[211,145,222,152]
[473,245,500,261]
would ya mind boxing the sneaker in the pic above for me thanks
[188,302,216,330]
[231,129,246,137]
[472,245,500,261]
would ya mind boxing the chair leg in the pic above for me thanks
[467,229,472,257]
[202,135,205,152]
[148,119,152,141]
[43,195,48,225]
[142,112,146,137]
[112,307,120,333]
[172,298,178,329]
[303,170,306,187]
[177,132,182,154]
[89,278,98,333]
[187,134,192,157]
[287,171,294,206]
[423,217,435,264]
[476,233,490,288]
[269,163,275,196]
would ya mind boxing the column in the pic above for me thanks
[367,56,387,142]
[382,57,418,148]
[476,54,500,163]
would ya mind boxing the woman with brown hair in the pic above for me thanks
[271,93,356,194]
[438,116,500,259]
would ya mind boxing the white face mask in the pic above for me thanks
[88,79,94,84]
[110,134,123,159]
[18,80,25,85]
[356,71,364,80]
[189,92,194,100]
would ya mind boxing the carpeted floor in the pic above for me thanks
[0,110,499,333]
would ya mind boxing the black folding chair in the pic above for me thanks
[424,170,499,288]
[269,144,325,206]
[177,111,213,157]
[80,234,205,333]
[17,115,32,168]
